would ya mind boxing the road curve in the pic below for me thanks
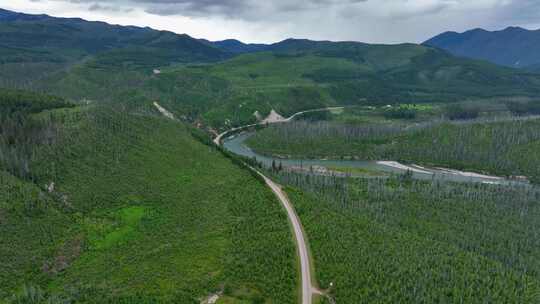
[214,108,342,304]
[213,122,259,145]
[155,103,328,304]
[256,171,315,304]
[284,106,345,122]
[213,106,345,145]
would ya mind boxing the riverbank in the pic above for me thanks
[243,118,540,184]
[223,131,529,186]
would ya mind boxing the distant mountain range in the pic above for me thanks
[0,8,231,68]
[215,27,540,73]
[1,7,540,108]
[424,27,540,70]
[201,39,269,54]
[204,38,360,54]
[0,8,50,21]
[4,7,540,73]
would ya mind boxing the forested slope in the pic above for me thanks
[79,44,539,130]
[0,8,230,87]
[0,91,297,303]
[274,172,540,304]
[3,9,540,131]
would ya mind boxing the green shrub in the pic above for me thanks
[382,107,417,119]
[444,104,480,120]
[506,101,540,116]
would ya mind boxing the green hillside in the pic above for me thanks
[0,9,230,86]
[4,9,540,304]
[202,44,540,127]
[39,42,540,131]
[2,10,540,131]
[0,91,297,302]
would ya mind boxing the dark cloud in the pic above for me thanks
[496,0,540,25]
[137,0,251,17]
[51,0,369,19]
[137,0,370,16]
[88,3,133,13]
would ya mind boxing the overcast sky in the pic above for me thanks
[4,0,540,44]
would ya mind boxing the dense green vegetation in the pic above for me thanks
[0,12,303,302]
[0,9,229,84]
[444,103,480,120]
[3,9,540,131]
[247,109,540,182]
[0,94,297,302]
[506,100,540,116]
[0,170,73,303]
[274,171,540,303]
[382,105,418,119]
[159,45,540,128]
[5,9,540,304]
[0,89,72,179]
[0,88,70,115]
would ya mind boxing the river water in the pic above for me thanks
[223,132,528,186]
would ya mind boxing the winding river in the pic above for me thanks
[223,131,529,186]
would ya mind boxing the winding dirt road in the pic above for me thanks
[155,103,334,304]
[213,107,344,146]
[214,108,338,304]
[255,171,316,304]
[213,108,349,304]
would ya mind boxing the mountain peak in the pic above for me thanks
[209,39,269,54]
[0,8,13,14]
[0,8,50,22]
[424,26,540,68]
[459,28,489,36]
[217,39,243,43]
[503,26,526,31]
[469,28,488,33]
[499,26,536,34]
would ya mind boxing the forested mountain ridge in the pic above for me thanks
[0,8,51,21]
[178,41,540,128]
[0,8,229,60]
[2,8,540,131]
[3,7,540,304]
[424,27,540,70]
[0,88,298,302]
[0,8,231,85]
[202,39,270,54]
